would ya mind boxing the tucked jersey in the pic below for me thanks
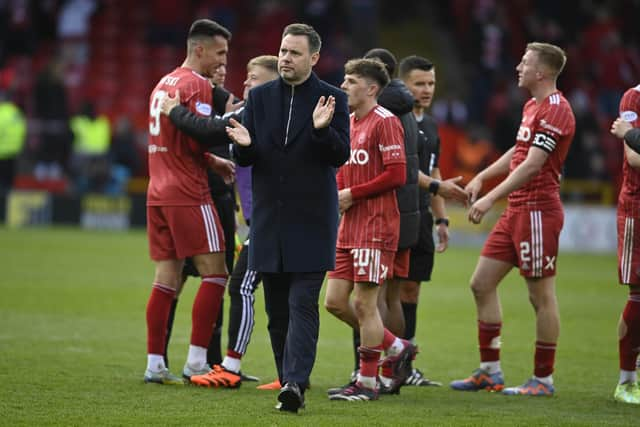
[147,67,214,206]
[619,84,640,217]
[337,105,406,251]
[508,91,575,209]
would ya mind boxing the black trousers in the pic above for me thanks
[227,242,261,355]
[262,271,325,390]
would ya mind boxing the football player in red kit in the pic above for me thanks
[324,58,417,401]
[143,19,232,386]
[610,84,640,405]
[450,42,575,396]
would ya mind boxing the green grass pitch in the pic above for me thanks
[0,227,637,425]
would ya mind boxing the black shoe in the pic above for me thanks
[278,382,304,413]
[405,368,442,386]
[327,370,358,395]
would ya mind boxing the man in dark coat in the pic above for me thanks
[227,23,350,413]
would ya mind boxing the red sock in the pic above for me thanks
[381,328,396,351]
[359,345,382,379]
[619,291,640,371]
[191,274,227,347]
[534,341,557,377]
[146,283,176,354]
[478,321,501,362]
[226,349,242,359]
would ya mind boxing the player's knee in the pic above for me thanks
[352,295,375,320]
[324,294,347,317]
[470,275,494,299]
[193,252,228,276]
[528,293,541,312]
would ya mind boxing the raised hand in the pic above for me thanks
[204,152,236,185]
[313,95,336,129]
[226,118,251,146]
[611,117,633,139]
[160,90,180,116]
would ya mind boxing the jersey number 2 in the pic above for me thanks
[149,90,167,136]
[519,241,531,262]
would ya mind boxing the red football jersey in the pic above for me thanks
[337,105,406,251]
[147,67,213,206]
[508,91,575,209]
[618,84,640,216]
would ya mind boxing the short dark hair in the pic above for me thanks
[188,19,231,41]
[363,48,397,78]
[344,58,390,93]
[398,55,434,79]
[282,23,322,53]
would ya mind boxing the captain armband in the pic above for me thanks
[532,132,557,153]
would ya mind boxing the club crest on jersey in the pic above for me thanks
[621,110,638,123]
[358,133,367,145]
[196,101,212,116]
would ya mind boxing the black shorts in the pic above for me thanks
[399,212,435,282]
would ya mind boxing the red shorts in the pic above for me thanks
[147,204,225,261]
[481,207,563,278]
[617,215,640,285]
[391,248,410,279]
[329,248,395,285]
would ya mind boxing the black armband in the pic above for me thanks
[435,218,449,226]
[624,128,640,155]
[532,132,557,153]
[428,180,440,195]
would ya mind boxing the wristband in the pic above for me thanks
[435,218,449,226]
[428,180,440,195]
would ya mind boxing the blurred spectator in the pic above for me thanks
[0,90,26,191]
[196,0,237,33]
[466,2,509,123]
[2,0,37,60]
[595,31,636,118]
[255,0,295,54]
[565,79,606,180]
[32,56,72,181]
[57,0,97,64]
[106,116,139,195]
[69,101,111,194]
[148,1,192,46]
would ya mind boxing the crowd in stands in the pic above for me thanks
[0,0,636,201]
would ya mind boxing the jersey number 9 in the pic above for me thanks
[149,90,167,136]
